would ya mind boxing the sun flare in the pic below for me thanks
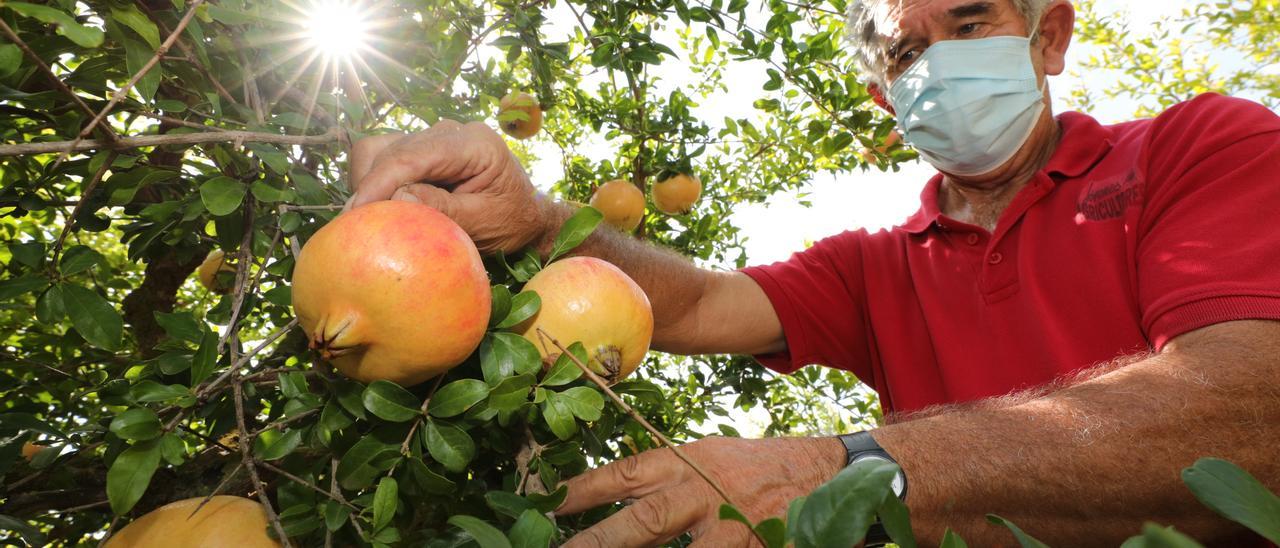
[304,0,370,59]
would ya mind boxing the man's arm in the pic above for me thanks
[554,320,1280,546]
[873,319,1280,545]
[345,124,785,356]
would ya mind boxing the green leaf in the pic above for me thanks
[362,380,422,422]
[190,329,219,385]
[322,500,351,532]
[481,332,543,385]
[718,503,754,529]
[486,491,536,520]
[0,44,21,78]
[0,275,48,301]
[35,284,65,324]
[251,181,296,203]
[0,413,67,439]
[111,5,161,49]
[107,439,162,514]
[495,291,541,329]
[255,428,302,460]
[129,381,192,404]
[1120,523,1205,548]
[0,514,47,547]
[488,374,536,412]
[336,433,399,490]
[199,176,248,217]
[541,342,586,387]
[423,420,475,473]
[508,509,555,548]
[109,408,162,441]
[878,488,917,548]
[279,371,309,399]
[59,246,104,276]
[541,393,576,441]
[429,379,490,418]
[547,206,603,261]
[448,515,512,548]
[489,285,512,328]
[278,503,323,537]
[1181,458,1280,543]
[754,518,787,548]
[558,386,604,421]
[372,477,399,531]
[159,433,185,466]
[154,311,204,344]
[527,485,568,513]
[940,528,969,548]
[59,283,123,351]
[333,380,368,420]
[5,2,105,48]
[986,515,1051,548]
[405,458,455,495]
[121,35,160,102]
[793,460,899,548]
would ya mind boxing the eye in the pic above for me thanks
[958,22,980,35]
[897,49,918,67]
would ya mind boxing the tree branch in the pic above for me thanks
[0,128,343,157]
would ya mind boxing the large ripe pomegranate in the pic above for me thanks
[516,257,652,383]
[291,201,490,386]
[103,496,280,547]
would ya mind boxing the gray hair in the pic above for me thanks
[845,0,1052,88]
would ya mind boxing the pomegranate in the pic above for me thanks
[652,173,702,215]
[516,257,652,383]
[196,250,236,293]
[589,179,645,232]
[104,496,280,547]
[291,201,490,386]
[498,92,543,139]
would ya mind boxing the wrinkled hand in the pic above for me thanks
[347,120,549,254]
[556,436,844,547]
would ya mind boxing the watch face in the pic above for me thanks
[851,454,905,497]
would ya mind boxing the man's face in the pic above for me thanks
[876,0,1046,86]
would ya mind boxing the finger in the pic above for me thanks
[349,121,467,208]
[563,490,703,548]
[391,183,456,218]
[556,449,685,516]
[348,133,404,192]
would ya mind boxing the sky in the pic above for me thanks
[521,0,1201,267]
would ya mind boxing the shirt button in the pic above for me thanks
[988,252,1004,265]
[966,233,980,245]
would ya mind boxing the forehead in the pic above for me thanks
[873,0,1013,39]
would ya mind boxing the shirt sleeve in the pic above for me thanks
[739,229,873,378]
[1136,93,1280,349]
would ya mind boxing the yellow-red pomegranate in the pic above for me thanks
[196,250,236,293]
[589,179,645,232]
[103,496,280,548]
[292,201,490,386]
[498,92,543,139]
[516,257,652,382]
[652,173,702,215]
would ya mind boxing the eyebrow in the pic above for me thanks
[886,1,997,61]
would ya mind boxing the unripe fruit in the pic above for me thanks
[197,250,236,293]
[291,201,490,386]
[589,180,645,232]
[103,496,280,547]
[21,441,43,460]
[652,173,702,215]
[516,257,652,383]
[499,92,543,139]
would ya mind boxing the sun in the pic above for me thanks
[304,0,370,59]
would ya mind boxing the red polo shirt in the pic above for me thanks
[742,94,1280,414]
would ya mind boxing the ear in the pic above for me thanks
[869,83,895,116]
[1035,0,1075,76]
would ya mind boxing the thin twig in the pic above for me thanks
[249,408,320,439]
[536,328,767,546]
[0,128,342,157]
[195,318,299,400]
[258,460,360,512]
[50,151,117,272]
[50,500,110,514]
[234,380,292,546]
[394,374,447,474]
[0,18,116,141]
[219,201,260,358]
[55,0,208,164]
[188,461,246,518]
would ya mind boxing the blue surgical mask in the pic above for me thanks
[887,36,1046,176]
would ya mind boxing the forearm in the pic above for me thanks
[873,322,1280,546]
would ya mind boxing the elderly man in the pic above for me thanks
[348,0,1280,545]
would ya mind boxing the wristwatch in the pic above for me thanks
[836,431,907,547]
[836,430,907,500]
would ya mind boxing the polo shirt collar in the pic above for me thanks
[898,111,1114,235]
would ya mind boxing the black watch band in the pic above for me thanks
[835,431,907,548]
